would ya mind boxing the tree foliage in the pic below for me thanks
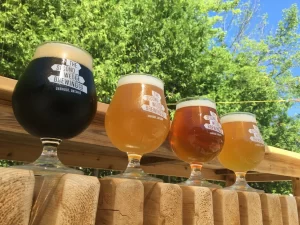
[1,0,299,194]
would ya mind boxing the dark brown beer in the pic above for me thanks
[12,42,97,139]
[169,99,224,164]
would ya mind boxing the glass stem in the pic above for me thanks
[188,164,203,181]
[33,138,63,167]
[122,153,145,175]
[234,172,248,186]
[127,154,142,168]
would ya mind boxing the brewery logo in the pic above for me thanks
[48,59,87,94]
[142,91,167,120]
[249,125,264,145]
[204,111,224,135]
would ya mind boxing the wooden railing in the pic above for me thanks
[1,75,300,225]
[1,76,300,183]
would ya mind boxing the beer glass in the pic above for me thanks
[218,112,265,192]
[12,42,97,175]
[105,73,170,181]
[169,97,224,187]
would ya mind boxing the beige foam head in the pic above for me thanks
[176,98,216,110]
[33,42,93,71]
[221,112,257,124]
[117,73,164,90]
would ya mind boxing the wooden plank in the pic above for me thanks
[237,192,263,225]
[213,189,240,225]
[144,182,182,225]
[0,168,35,225]
[181,186,213,225]
[30,174,100,225]
[225,175,235,187]
[295,197,300,224]
[96,178,144,225]
[247,174,291,182]
[279,195,299,225]
[0,130,226,180]
[260,194,283,225]
[292,178,300,196]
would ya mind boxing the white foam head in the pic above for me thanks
[176,98,216,110]
[33,42,93,71]
[117,73,164,90]
[221,112,257,124]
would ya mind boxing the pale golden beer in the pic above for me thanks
[218,112,265,172]
[105,74,170,155]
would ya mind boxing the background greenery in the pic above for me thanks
[1,0,299,194]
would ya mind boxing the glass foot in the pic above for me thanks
[104,167,162,182]
[179,178,222,188]
[11,163,83,175]
[224,183,264,193]
[11,138,83,175]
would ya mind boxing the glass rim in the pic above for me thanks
[176,96,216,105]
[119,72,164,85]
[221,112,256,118]
[36,41,92,59]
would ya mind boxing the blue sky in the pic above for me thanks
[237,0,299,117]
[258,0,299,117]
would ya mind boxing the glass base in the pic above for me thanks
[179,178,222,188]
[11,138,83,175]
[224,183,264,193]
[105,167,162,182]
[11,163,83,176]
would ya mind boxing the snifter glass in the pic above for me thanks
[169,97,224,187]
[105,73,170,181]
[12,42,97,175]
[218,112,265,192]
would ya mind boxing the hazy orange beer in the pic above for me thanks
[169,97,224,187]
[218,112,265,192]
[105,73,170,180]
[218,112,265,172]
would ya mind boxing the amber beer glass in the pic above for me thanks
[218,112,265,192]
[12,42,97,174]
[169,97,224,187]
[105,73,170,180]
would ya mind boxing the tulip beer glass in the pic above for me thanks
[105,73,170,181]
[12,42,97,174]
[218,112,265,192]
[169,97,224,187]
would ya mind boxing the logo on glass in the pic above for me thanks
[142,90,167,119]
[48,59,88,94]
[204,111,224,135]
[249,125,264,145]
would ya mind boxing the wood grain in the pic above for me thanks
[96,178,144,225]
[181,186,213,225]
[213,189,240,225]
[30,174,100,225]
[279,195,299,225]
[0,168,35,225]
[144,182,182,225]
[237,192,263,225]
[292,178,300,196]
[260,194,283,225]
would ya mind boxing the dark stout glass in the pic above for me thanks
[12,57,97,139]
[11,42,97,174]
